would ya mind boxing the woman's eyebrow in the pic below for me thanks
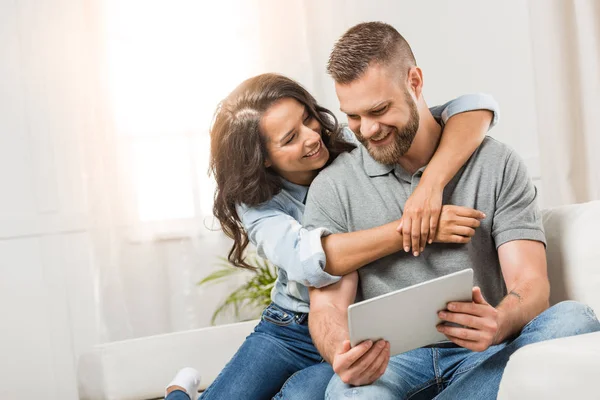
[279,128,295,144]
[279,108,306,144]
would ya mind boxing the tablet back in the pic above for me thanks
[348,268,473,356]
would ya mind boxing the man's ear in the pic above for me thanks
[407,66,424,100]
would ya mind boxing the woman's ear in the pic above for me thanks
[264,158,272,168]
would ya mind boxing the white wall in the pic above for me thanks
[0,0,97,398]
[258,0,542,187]
[0,1,545,398]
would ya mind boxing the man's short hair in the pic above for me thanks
[327,21,417,84]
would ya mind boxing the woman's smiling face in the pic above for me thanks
[261,97,330,185]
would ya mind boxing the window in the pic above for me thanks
[103,0,259,239]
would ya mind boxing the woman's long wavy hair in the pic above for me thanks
[209,73,355,270]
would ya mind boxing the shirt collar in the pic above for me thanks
[360,145,395,177]
[359,144,427,182]
[280,178,309,203]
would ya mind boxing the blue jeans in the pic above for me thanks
[273,362,334,400]
[326,301,600,399]
[167,390,193,400]
[172,303,331,400]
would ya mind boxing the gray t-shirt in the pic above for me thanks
[303,136,546,307]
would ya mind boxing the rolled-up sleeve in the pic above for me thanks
[492,150,546,248]
[237,202,341,288]
[429,93,500,130]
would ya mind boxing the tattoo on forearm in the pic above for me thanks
[509,290,523,303]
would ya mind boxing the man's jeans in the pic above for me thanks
[167,303,332,400]
[325,301,600,399]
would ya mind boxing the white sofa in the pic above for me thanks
[497,201,600,399]
[78,201,600,400]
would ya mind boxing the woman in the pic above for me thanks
[166,73,497,399]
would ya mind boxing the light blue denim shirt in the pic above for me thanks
[236,93,500,313]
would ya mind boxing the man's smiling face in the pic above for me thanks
[336,63,420,165]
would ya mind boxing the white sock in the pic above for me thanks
[166,367,201,399]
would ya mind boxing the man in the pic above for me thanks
[304,22,600,399]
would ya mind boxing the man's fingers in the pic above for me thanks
[451,226,476,237]
[437,324,481,341]
[454,206,486,219]
[350,340,386,371]
[342,340,387,384]
[439,310,481,330]
[455,216,482,229]
[472,286,488,305]
[340,340,372,366]
[365,342,390,383]
[336,339,352,356]
[445,300,491,317]
[377,344,390,376]
[442,334,484,352]
[438,310,489,330]
[447,234,471,244]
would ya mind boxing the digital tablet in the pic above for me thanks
[348,268,473,356]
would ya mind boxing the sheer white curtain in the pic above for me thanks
[87,0,320,342]
[528,0,600,207]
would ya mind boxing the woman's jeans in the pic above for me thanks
[166,302,333,400]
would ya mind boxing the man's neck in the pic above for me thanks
[397,106,442,174]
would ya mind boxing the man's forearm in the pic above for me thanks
[495,275,550,343]
[308,272,358,363]
[309,303,349,363]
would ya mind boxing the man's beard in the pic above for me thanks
[356,94,420,165]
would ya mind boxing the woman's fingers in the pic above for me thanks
[420,214,430,253]
[402,217,412,253]
[411,216,422,256]
[428,209,441,245]
[396,218,403,233]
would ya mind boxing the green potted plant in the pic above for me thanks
[198,252,277,325]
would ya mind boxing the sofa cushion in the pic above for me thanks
[497,331,600,399]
